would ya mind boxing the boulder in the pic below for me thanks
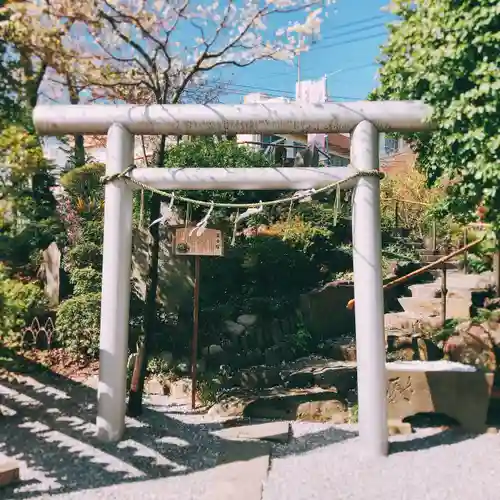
[285,369,315,389]
[296,399,348,424]
[225,320,246,337]
[169,378,192,400]
[175,362,190,375]
[444,322,496,371]
[484,297,500,311]
[146,377,168,395]
[227,366,282,390]
[210,387,349,422]
[312,363,357,395]
[202,344,224,357]
[236,315,258,327]
[326,339,357,362]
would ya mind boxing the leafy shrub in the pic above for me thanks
[80,219,104,246]
[380,168,442,239]
[0,272,49,343]
[70,267,102,295]
[60,162,105,200]
[65,241,102,272]
[56,292,101,358]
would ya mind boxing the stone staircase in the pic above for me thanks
[385,270,496,333]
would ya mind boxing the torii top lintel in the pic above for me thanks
[33,101,434,137]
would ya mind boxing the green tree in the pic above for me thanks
[0,126,65,274]
[373,0,500,229]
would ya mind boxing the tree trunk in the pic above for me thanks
[67,77,85,168]
[494,233,500,298]
[127,135,166,416]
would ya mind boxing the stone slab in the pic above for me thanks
[398,297,471,319]
[386,366,494,433]
[0,460,20,488]
[214,421,292,443]
[212,439,271,500]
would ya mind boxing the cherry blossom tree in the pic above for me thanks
[4,0,335,414]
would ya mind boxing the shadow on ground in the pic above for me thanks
[0,347,357,499]
[389,428,476,454]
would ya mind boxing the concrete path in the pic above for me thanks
[2,372,500,500]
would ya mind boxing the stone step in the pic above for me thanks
[409,283,481,301]
[398,296,470,320]
[384,311,443,332]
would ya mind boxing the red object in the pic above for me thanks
[477,204,488,221]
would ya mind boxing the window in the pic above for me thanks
[330,155,349,167]
[384,136,399,155]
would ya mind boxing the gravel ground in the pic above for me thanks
[2,374,500,500]
[265,423,500,500]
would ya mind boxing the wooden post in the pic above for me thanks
[463,227,468,274]
[441,264,448,326]
[394,200,399,230]
[495,248,500,298]
[432,219,437,254]
[191,255,201,410]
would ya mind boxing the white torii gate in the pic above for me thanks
[33,101,433,457]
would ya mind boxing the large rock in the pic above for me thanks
[202,344,224,357]
[386,361,494,433]
[324,338,357,361]
[209,387,349,422]
[227,366,282,390]
[236,315,258,327]
[312,362,357,395]
[296,399,348,423]
[444,321,496,371]
[300,281,355,339]
[145,377,168,395]
[225,320,246,337]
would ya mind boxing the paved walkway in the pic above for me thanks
[2,372,500,500]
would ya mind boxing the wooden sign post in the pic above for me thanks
[174,228,223,409]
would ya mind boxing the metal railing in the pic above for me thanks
[346,234,487,324]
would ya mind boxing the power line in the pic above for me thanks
[265,61,378,80]
[320,20,386,42]
[323,13,389,32]
[309,31,388,53]
[221,82,363,101]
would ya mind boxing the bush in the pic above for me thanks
[65,241,102,272]
[0,271,49,342]
[60,162,105,200]
[56,292,101,358]
[70,267,102,295]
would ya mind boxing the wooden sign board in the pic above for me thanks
[174,228,224,257]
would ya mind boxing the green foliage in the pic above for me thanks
[65,242,102,273]
[56,292,101,358]
[80,219,104,246]
[164,137,286,223]
[60,162,105,200]
[200,235,324,319]
[0,269,49,342]
[373,0,500,231]
[0,125,65,274]
[69,267,102,295]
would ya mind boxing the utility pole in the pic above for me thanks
[296,34,307,101]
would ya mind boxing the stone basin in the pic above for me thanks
[386,360,494,432]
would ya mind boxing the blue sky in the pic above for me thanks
[218,0,395,104]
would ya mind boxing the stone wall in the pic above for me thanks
[299,281,355,340]
[131,226,193,312]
